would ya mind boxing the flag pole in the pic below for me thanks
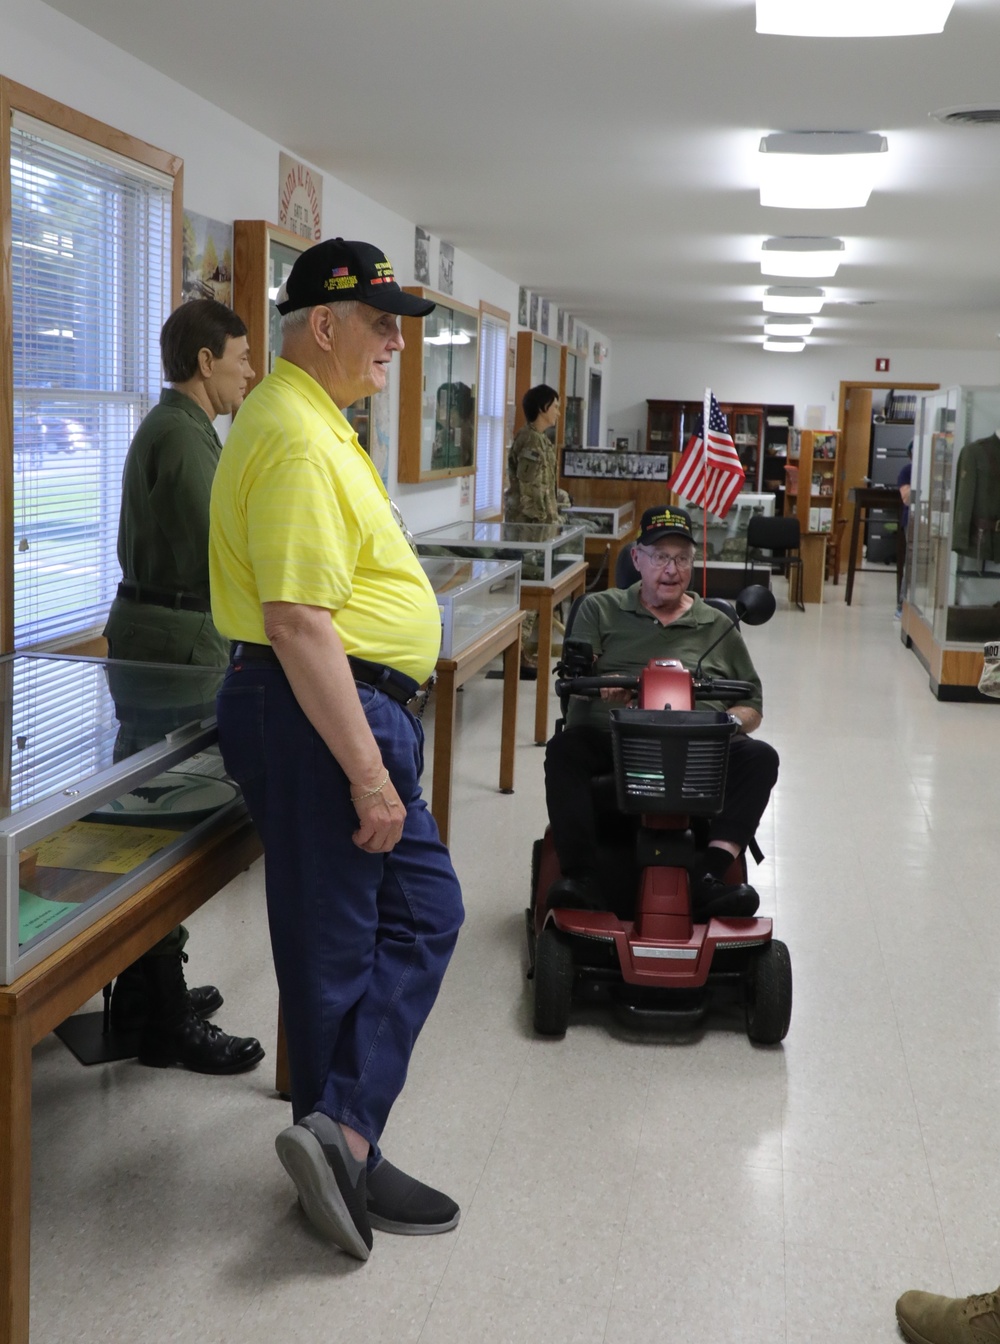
[702,386,711,597]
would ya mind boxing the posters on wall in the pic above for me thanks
[182,211,233,306]
[540,298,550,337]
[529,293,539,331]
[414,227,431,285]
[278,152,323,241]
[438,241,454,296]
[518,288,528,326]
[557,309,565,342]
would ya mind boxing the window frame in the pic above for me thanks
[474,300,511,520]
[0,77,182,654]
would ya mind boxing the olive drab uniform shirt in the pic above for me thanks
[952,433,1000,563]
[103,389,229,667]
[504,425,559,524]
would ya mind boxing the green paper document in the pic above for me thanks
[18,889,78,943]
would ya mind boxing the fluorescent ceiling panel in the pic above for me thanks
[763,286,826,314]
[756,1,954,37]
[759,132,887,209]
[763,336,807,352]
[761,236,845,277]
[764,316,814,336]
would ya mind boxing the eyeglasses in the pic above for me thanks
[635,546,693,572]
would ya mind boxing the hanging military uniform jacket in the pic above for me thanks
[952,433,1000,563]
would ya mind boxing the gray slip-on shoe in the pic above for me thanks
[366,1158,460,1235]
[275,1112,372,1261]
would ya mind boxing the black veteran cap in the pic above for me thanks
[637,505,695,546]
[275,238,436,318]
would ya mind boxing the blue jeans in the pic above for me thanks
[216,659,464,1154]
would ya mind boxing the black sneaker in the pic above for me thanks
[691,873,760,921]
[367,1159,459,1235]
[275,1112,373,1261]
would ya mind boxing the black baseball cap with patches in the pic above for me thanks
[274,238,436,317]
[636,505,695,546]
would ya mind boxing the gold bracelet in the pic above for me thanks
[350,769,389,803]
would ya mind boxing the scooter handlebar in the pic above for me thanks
[555,673,756,704]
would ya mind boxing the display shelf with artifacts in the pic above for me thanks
[415,520,586,586]
[903,385,1000,699]
[562,349,586,448]
[783,428,841,534]
[760,403,796,506]
[418,556,521,659]
[513,331,565,435]
[0,654,245,984]
[645,399,766,490]
[564,502,637,589]
[684,494,777,563]
[399,289,480,481]
[232,220,311,392]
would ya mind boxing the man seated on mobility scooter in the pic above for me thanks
[543,504,779,921]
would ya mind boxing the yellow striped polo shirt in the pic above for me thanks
[209,357,440,684]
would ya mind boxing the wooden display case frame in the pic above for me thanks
[232,220,311,400]
[399,288,481,483]
[513,331,565,436]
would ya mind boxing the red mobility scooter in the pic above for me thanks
[525,585,791,1043]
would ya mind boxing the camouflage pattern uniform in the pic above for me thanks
[505,426,560,665]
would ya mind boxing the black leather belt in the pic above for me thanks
[229,642,420,707]
[117,581,211,614]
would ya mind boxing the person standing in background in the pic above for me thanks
[103,299,264,1077]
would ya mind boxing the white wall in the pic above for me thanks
[1,0,616,534]
[606,339,1000,439]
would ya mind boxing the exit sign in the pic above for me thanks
[876,357,890,372]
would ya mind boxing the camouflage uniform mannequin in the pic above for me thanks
[504,383,561,672]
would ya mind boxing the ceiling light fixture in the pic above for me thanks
[763,337,807,353]
[756,1,955,38]
[759,132,887,208]
[763,286,826,314]
[764,315,814,337]
[761,236,845,277]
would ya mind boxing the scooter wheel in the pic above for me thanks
[744,939,792,1045]
[533,927,573,1037]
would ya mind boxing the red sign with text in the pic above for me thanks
[876,357,890,372]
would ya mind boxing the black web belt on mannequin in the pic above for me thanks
[229,642,421,707]
[117,581,210,613]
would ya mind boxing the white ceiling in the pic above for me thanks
[45,0,1000,349]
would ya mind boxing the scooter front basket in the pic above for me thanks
[609,709,734,816]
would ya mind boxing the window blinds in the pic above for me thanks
[10,112,173,649]
[475,309,509,518]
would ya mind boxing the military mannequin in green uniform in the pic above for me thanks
[504,383,561,677]
[104,299,264,1075]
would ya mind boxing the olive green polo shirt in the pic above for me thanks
[117,388,222,600]
[565,584,764,731]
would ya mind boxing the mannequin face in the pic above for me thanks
[534,397,560,431]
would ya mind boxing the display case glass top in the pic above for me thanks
[415,520,585,586]
[564,501,636,537]
[0,654,242,983]
[399,289,479,482]
[909,385,1000,645]
[418,556,522,659]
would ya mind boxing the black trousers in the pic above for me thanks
[544,725,779,882]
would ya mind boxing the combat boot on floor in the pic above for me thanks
[109,954,223,1033]
[136,953,264,1075]
[897,1286,1000,1344]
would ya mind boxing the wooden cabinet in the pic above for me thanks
[562,349,586,448]
[399,288,480,482]
[783,429,841,536]
[645,399,766,490]
[513,331,564,435]
[232,220,311,398]
[761,404,795,506]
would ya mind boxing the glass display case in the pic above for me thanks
[418,557,521,658]
[564,501,636,538]
[0,653,243,984]
[563,350,586,448]
[514,331,565,435]
[233,220,311,391]
[415,521,586,586]
[685,494,775,562]
[909,386,1000,645]
[399,289,480,482]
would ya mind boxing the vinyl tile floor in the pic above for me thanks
[30,572,1000,1342]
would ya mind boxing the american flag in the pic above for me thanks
[666,392,746,518]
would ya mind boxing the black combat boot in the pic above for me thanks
[137,953,265,1075]
[109,953,223,1033]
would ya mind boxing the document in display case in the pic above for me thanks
[418,557,521,658]
[414,521,586,586]
[0,654,244,983]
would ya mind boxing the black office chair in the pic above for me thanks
[744,515,805,612]
[614,545,640,590]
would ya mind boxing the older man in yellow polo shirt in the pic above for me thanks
[209,239,464,1263]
